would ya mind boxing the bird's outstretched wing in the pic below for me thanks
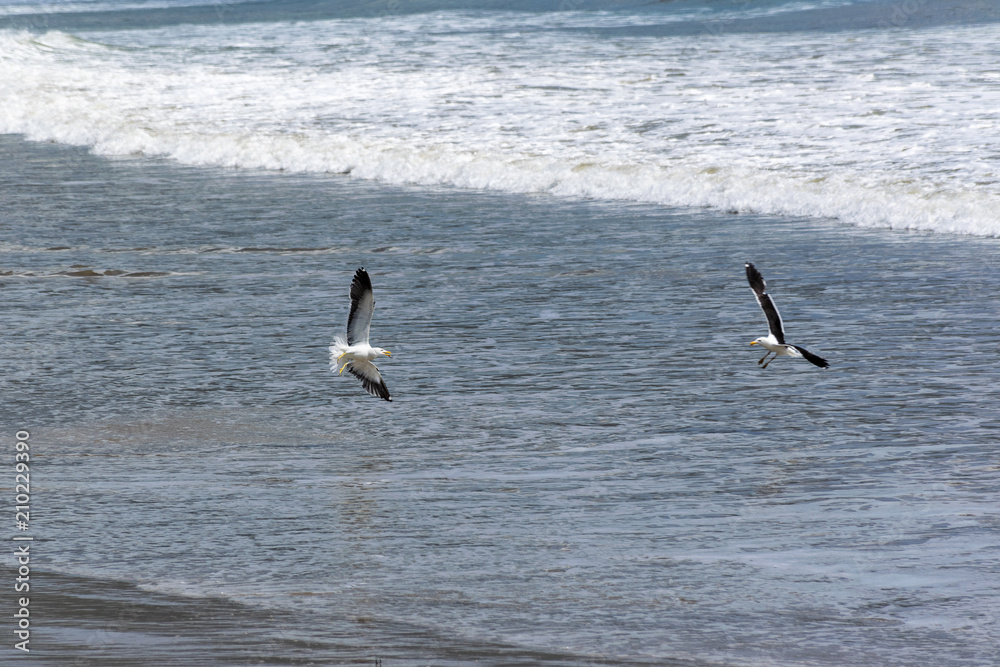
[348,360,392,401]
[347,267,375,346]
[745,262,785,344]
[792,345,829,369]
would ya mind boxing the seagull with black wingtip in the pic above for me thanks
[330,267,393,401]
[745,262,829,370]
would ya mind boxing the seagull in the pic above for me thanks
[330,267,392,401]
[745,262,829,369]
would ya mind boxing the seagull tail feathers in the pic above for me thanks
[329,335,350,369]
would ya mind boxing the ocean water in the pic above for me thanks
[3,1,1000,235]
[2,1,1000,665]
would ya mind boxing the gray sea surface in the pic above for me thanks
[2,134,999,664]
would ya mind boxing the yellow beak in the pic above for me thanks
[384,350,391,356]
[749,341,758,346]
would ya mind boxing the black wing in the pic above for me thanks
[347,267,375,346]
[348,362,392,401]
[745,262,785,344]
[792,345,829,368]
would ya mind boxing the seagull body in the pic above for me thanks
[330,268,392,401]
[745,262,829,369]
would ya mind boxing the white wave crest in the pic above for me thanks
[2,20,999,236]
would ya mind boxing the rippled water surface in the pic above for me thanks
[2,135,999,665]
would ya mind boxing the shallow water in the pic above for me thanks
[2,135,999,665]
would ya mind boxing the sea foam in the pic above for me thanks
[1,15,998,236]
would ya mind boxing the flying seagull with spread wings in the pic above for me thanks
[330,267,392,401]
[745,262,829,370]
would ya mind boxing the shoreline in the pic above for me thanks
[3,567,679,666]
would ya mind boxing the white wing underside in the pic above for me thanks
[347,273,375,346]
[346,359,390,401]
